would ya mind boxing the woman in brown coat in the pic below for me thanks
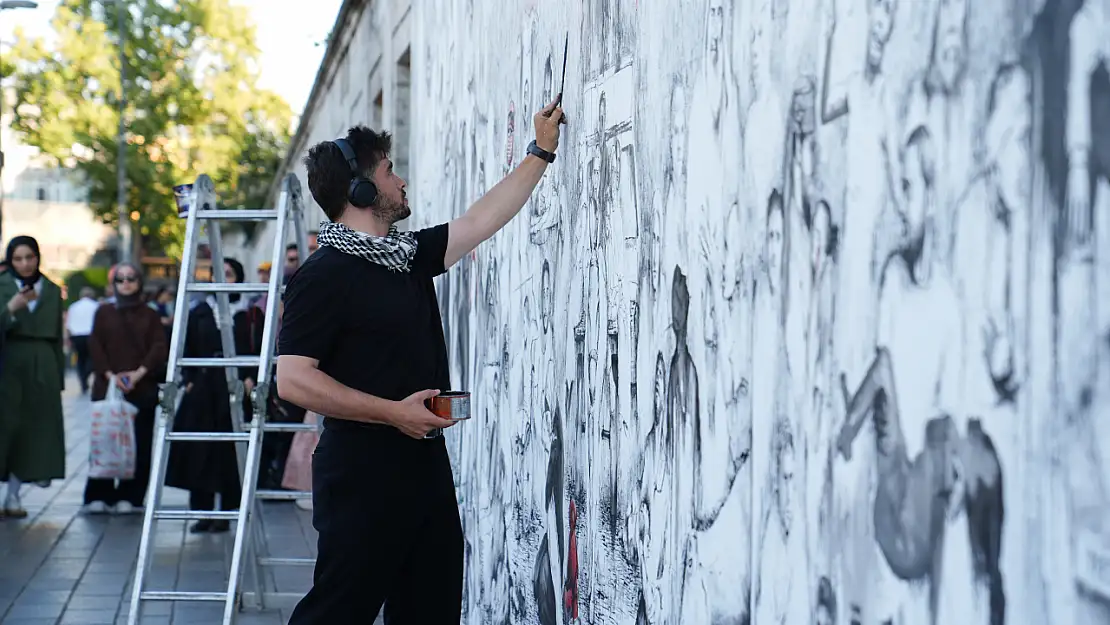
[84,262,168,514]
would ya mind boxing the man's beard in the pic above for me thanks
[374,195,410,224]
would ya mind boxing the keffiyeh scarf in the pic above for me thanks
[316,221,418,273]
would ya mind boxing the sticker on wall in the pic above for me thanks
[506,100,516,170]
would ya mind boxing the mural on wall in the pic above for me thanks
[405,0,1110,623]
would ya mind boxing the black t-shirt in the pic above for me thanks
[277,224,451,403]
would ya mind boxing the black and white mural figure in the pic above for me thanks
[953,63,1031,412]
[822,0,900,365]
[815,575,838,625]
[900,0,977,271]
[805,198,839,583]
[530,52,561,246]
[1025,2,1110,621]
[409,1,1108,623]
[633,352,678,625]
[534,399,566,625]
[836,125,1005,625]
[752,189,804,625]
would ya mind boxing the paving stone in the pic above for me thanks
[58,608,118,624]
[0,376,321,624]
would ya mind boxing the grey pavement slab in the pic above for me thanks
[0,375,337,625]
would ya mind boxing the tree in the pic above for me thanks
[6,0,293,258]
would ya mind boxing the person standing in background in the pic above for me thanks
[66,287,100,395]
[164,259,244,533]
[83,264,167,514]
[0,236,66,518]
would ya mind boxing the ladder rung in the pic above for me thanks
[140,591,227,602]
[187,282,279,293]
[257,557,316,567]
[178,356,263,368]
[256,489,312,501]
[195,209,278,220]
[261,422,319,433]
[166,431,250,442]
[153,509,239,521]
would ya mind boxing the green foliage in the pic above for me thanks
[63,267,109,307]
[7,0,293,257]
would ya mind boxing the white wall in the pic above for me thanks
[409,0,1110,624]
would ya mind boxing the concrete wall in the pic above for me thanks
[409,0,1110,623]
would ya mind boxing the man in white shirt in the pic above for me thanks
[65,287,99,394]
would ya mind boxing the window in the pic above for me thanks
[373,90,384,129]
[349,91,364,126]
[339,48,350,99]
[394,46,412,183]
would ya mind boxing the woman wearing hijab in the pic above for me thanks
[165,258,248,533]
[0,236,66,518]
[83,262,168,514]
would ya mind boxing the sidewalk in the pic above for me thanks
[0,378,320,624]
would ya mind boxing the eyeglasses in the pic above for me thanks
[114,275,139,284]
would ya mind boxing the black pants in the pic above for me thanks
[83,399,155,506]
[71,335,91,393]
[189,488,240,511]
[288,420,463,625]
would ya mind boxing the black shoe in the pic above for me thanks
[189,520,213,534]
[209,520,230,533]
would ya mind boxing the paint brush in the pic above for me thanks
[556,33,568,107]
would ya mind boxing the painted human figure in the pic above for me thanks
[1065,0,1110,252]
[646,82,688,297]
[635,354,678,625]
[815,576,838,625]
[899,0,976,270]
[529,52,562,246]
[783,76,820,421]
[952,63,1031,412]
[751,190,807,625]
[805,199,839,576]
[821,0,900,364]
[836,126,1005,625]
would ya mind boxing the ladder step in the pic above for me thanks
[166,431,251,442]
[257,557,316,567]
[140,591,227,602]
[261,422,319,433]
[187,282,281,293]
[153,509,239,521]
[256,489,312,501]
[178,356,268,368]
[195,209,278,220]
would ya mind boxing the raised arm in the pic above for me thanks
[443,98,566,269]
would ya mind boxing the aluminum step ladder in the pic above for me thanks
[127,173,318,624]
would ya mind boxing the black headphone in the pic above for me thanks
[332,138,378,208]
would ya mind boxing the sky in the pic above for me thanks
[0,0,343,116]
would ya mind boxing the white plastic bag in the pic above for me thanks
[88,376,139,480]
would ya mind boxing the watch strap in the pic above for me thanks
[527,140,556,163]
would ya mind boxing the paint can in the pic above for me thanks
[173,184,193,218]
[425,391,471,421]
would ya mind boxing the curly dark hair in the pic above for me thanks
[303,125,392,221]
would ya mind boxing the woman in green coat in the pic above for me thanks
[0,236,66,518]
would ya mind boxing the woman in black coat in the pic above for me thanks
[164,260,243,533]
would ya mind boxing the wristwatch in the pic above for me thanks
[527,140,556,163]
